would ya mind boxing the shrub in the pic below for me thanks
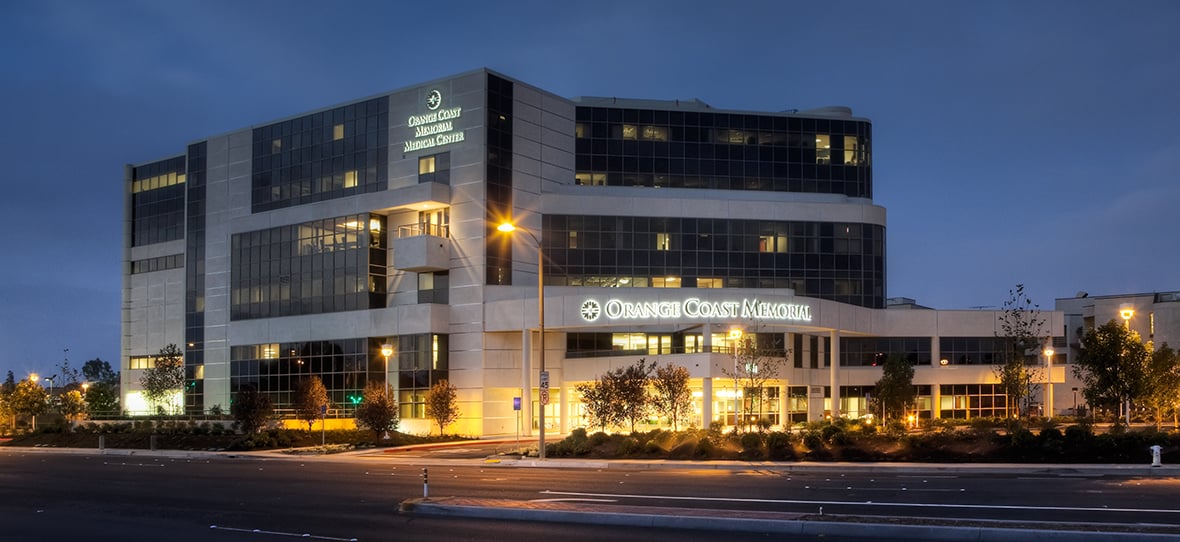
[766,431,794,460]
[820,424,842,442]
[617,437,640,455]
[589,431,610,447]
[802,431,823,451]
[693,437,716,459]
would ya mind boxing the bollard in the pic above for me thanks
[1151,445,1162,467]
[150,435,158,451]
[99,435,105,451]
[422,467,429,499]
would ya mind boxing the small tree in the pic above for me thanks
[1142,344,1180,430]
[231,383,274,434]
[9,379,48,429]
[425,379,460,436]
[609,359,654,433]
[140,344,185,416]
[575,378,619,432]
[651,363,693,431]
[3,370,17,396]
[293,376,330,431]
[994,284,1045,418]
[60,390,87,422]
[0,394,13,433]
[1074,320,1150,425]
[721,330,786,432]
[354,382,398,438]
[873,353,916,422]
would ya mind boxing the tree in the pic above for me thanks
[1073,320,1150,425]
[873,353,916,421]
[425,379,460,436]
[59,390,87,422]
[57,359,81,387]
[9,379,48,429]
[611,359,654,433]
[0,394,12,432]
[575,378,620,432]
[231,383,274,434]
[992,285,1046,418]
[293,376,330,431]
[2,370,16,396]
[84,382,120,417]
[1141,343,1179,430]
[354,382,398,438]
[721,330,786,432]
[139,344,185,416]
[82,358,118,385]
[651,363,693,431]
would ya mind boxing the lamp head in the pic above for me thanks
[380,343,394,358]
[1043,348,1054,357]
[1120,308,1135,321]
[496,222,515,233]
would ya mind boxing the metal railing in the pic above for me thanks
[396,223,449,238]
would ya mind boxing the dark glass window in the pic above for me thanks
[840,337,931,367]
[131,156,187,246]
[486,74,514,284]
[251,97,388,212]
[543,215,885,308]
[230,214,386,320]
[573,107,872,198]
[396,333,449,418]
[418,151,450,185]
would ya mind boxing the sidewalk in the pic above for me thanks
[400,496,1180,542]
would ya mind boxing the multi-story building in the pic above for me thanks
[123,68,1067,436]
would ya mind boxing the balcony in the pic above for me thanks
[391,223,450,272]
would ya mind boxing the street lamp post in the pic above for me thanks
[1043,347,1054,420]
[44,375,57,412]
[1120,307,1134,425]
[380,342,394,440]
[729,328,743,430]
[497,222,547,459]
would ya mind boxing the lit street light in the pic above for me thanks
[1120,307,1134,425]
[380,342,394,440]
[497,221,548,459]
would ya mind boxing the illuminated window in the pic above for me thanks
[620,124,638,140]
[612,333,646,352]
[575,172,606,186]
[759,234,788,253]
[1150,312,1155,337]
[656,233,671,251]
[816,134,831,164]
[129,356,155,369]
[697,277,723,288]
[343,170,358,188]
[419,156,436,174]
[653,276,681,288]
[843,136,859,165]
[333,123,344,141]
[641,126,668,141]
[272,139,282,154]
[568,231,578,248]
[575,123,585,138]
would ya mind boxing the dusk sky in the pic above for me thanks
[2,1,1177,382]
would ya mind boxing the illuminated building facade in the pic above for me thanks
[123,68,1070,435]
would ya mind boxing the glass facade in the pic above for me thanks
[230,338,381,413]
[397,333,449,419]
[840,337,932,366]
[230,214,387,320]
[543,215,885,308]
[184,142,207,414]
[131,156,186,246]
[938,337,1008,366]
[131,254,183,274]
[939,384,1009,419]
[574,107,871,198]
[485,73,514,285]
[251,97,388,212]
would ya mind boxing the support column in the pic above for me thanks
[560,384,570,434]
[779,383,789,428]
[521,329,533,437]
[932,383,942,420]
[829,330,841,419]
[701,377,713,429]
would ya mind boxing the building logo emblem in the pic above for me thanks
[580,300,601,322]
[426,89,442,110]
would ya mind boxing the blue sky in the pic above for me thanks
[1,0,1177,381]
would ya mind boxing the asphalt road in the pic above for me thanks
[0,450,872,541]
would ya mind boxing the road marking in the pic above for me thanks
[103,462,165,468]
[538,490,1180,515]
[208,525,357,541]
[531,498,619,503]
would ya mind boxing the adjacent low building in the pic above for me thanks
[124,68,1080,436]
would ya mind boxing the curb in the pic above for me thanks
[400,498,1180,541]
